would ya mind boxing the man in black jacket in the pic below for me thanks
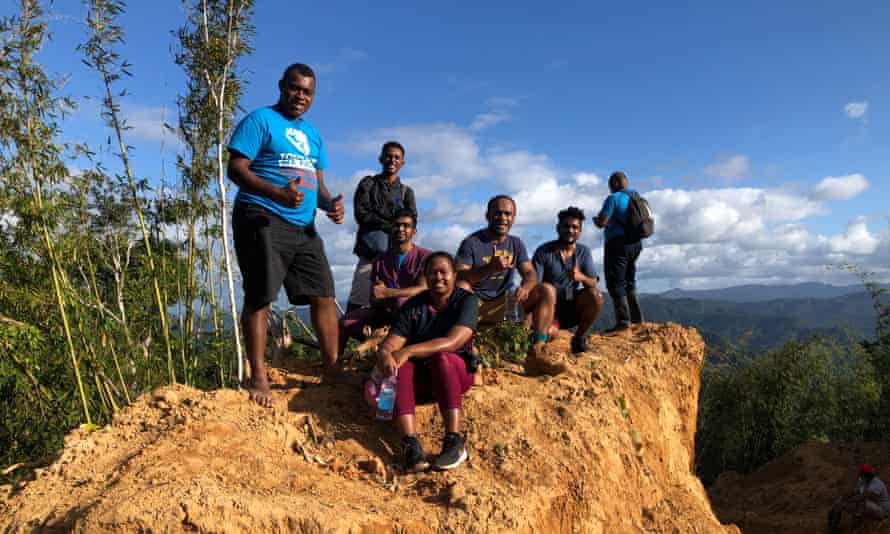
[347,141,417,311]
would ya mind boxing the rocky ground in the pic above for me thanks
[0,323,736,533]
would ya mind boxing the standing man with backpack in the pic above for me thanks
[594,171,652,332]
[347,142,417,311]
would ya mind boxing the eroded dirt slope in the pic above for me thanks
[710,441,890,534]
[1,323,736,533]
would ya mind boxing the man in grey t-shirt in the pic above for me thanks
[828,464,890,533]
[455,195,567,376]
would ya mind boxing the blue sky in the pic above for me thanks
[9,0,890,298]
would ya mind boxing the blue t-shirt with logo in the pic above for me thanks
[532,241,597,300]
[228,106,327,227]
[455,230,530,301]
[598,188,637,242]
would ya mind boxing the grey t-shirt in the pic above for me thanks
[532,241,597,300]
[455,230,529,301]
[859,477,890,514]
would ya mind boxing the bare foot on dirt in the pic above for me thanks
[244,375,274,408]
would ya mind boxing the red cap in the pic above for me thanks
[859,464,875,476]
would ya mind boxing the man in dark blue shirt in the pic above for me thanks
[532,207,604,353]
[594,171,644,332]
[455,195,565,375]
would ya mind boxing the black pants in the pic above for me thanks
[604,237,642,299]
[232,202,334,308]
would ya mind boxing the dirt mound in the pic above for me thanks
[710,441,890,533]
[1,323,736,533]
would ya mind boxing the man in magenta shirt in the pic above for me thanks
[340,209,431,352]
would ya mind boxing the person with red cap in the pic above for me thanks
[828,463,890,533]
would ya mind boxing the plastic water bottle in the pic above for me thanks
[376,375,397,420]
[504,288,519,322]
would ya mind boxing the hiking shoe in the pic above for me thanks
[524,342,568,376]
[401,435,430,472]
[570,335,589,354]
[434,432,468,471]
[604,322,631,334]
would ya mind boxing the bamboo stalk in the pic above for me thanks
[84,0,177,385]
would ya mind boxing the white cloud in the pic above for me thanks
[352,123,486,198]
[488,150,559,191]
[427,198,485,224]
[573,172,602,187]
[646,187,824,247]
[342,121,890,293]
[844,101,868,120]
[416,224,474,253]
[810,174,869,201]
[470,111,511,131]
[704,154,751,182]
[828,217,879,255]
[123,105,182,148]
[315,48,368,74]
[512,178,602,225]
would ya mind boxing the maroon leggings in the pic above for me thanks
[393,352,473,417]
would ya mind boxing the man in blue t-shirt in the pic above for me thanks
[455,195,566,375]
[227,63,345,408]
[533,207,604,354]
[594,171,644,333]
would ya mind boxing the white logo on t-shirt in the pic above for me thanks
[284,128,309,155]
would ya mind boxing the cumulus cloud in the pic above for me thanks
[828,217,879,255]
[352,123,486,198]
[573,172,602,187]
[123,105,182,148]
[470,111,511,131]
[646,187,825,246]
[844,101,868,120]
[315,47,368,74]
[342,120,889,293]
[703,154,751,182]
[488,150,560,191]
[512,178,603,225]
[810,174,869,201]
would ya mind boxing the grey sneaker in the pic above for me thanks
[401,435,429,472]
[434,432,468,471]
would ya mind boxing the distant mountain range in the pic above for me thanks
[657,282,884,303]
[593,289,880,366]
[273,282,885,366]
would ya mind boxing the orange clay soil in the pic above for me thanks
[0,323,738,533]
[709,440,890,534]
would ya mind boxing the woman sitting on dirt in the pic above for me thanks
[376,251,478,472]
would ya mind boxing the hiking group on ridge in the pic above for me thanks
[226,62,653,472]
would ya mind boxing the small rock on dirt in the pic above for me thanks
[357,457,386,477]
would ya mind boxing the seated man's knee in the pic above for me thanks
[584,287,604,306]
[538,282,557,304]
